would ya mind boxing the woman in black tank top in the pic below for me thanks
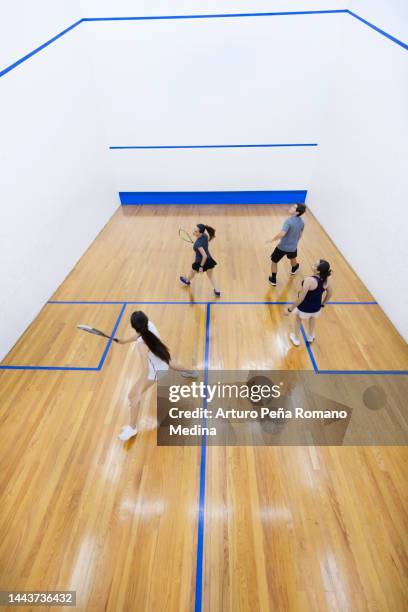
[285,260,333,346]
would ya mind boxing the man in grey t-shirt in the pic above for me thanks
[267,204,306,286]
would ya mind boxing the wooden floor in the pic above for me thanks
[1,205,407,611]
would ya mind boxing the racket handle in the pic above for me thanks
[113,338,119,342]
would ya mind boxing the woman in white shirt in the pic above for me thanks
[117,310,197,441]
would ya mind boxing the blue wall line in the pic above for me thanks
[110,143,318,150]
[1,10,406,79]
[83,10,347,23]
[347,10,408,51]
[194,303,211,612]
[0,19,83,78]
[319,370,408,375]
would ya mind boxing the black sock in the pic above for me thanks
[291,264,298,272]
[271,273,276,279]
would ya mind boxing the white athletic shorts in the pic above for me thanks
[292,308,321,320]
[148,360,169,381]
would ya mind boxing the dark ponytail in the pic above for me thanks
[317,260,332,282]
[197,223,216,241]
[205,225,216,241]
[130,311,171,364]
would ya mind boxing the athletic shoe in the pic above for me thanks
[118,425,138,441]
[181,370,199,378]
[180,276,191,286]
[290,264,300,275]
[306,335,315,343]
[268,276,277,286]
[214,289,221,297]
[289,333,301,347]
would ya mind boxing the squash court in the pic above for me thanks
[1,4,408,611]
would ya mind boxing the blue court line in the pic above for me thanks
[0,364,98,371]
[300,324,407,375]
[319,370,408,375]
[0,302,126,372]
[300,325,319,373]
[211,301,378,306]
[47,300,378,305]
[214,301,293,305]
[3,300,403,374]
[194,303,211,612]
[110,143,318,150]
[192,298,404,612]
[0,19,83,78]
[97,303,127,370]
[48,300,209,305]
[347,10,408,51]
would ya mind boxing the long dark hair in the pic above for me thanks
[197,223,216,241]
[317,259,332,282]
[131,311,171,364]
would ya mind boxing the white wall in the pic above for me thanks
[79,1,349,19]
[0,4,116,360]
[82,11,345,191]
[0,0,81,72]
[349,0,408,44]
[111,148,316,192]
[309,3,408,340]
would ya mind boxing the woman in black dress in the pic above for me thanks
[180,223,221,296]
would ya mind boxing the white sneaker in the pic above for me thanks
[289,333,301,347]
[306,335,315,343]
[118,425,138,441]
[181,370,199,378]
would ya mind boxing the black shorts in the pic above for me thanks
[192,257,217,272]
[271,247,297,263]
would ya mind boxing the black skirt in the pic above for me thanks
[192,257,217,271]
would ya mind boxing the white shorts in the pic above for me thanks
[292,308,321,320]
[148,362,169,381]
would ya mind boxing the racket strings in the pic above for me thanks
[77,324,114,340]
[179,228,193,243]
